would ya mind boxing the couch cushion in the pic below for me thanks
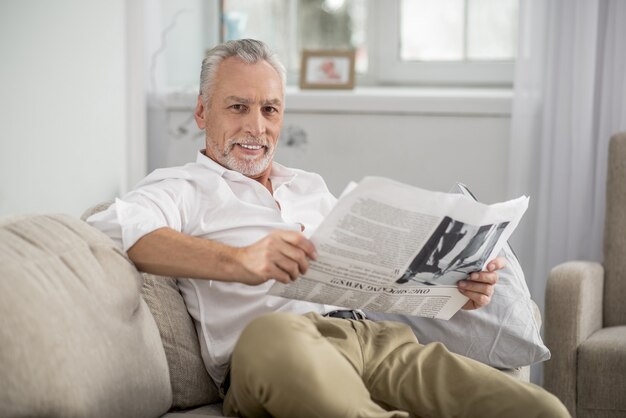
[82,202,220,409]
[367,243,549,369]
[0,214,172,418]
[141,274,220,408]
[578,326,626,413]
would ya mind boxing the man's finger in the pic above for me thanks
[271,270,293,284]
[467,271,499,284]
[458,280,494,297]
[486,256,506,272]
[461,290,491,309]
[278,231,318,260]
[273,239,310,275]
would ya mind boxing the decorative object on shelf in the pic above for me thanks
[299,50,356,90]
[280,125,308,149]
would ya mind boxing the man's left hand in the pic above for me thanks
[457,256,505,310]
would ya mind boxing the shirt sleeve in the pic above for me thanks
[86,179,188,252]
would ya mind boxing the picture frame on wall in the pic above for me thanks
[299,50,356,90]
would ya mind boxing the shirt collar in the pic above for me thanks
[195,150,297,186]
[196,150,228,176]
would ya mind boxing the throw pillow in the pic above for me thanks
[366,243,550,369]
[141,273,220,408]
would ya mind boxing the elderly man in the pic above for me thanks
[88,39,568,418]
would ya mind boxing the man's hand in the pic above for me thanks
[457,256,505,310]
[234,230,318,285]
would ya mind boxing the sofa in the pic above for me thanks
[544,132,626,418]
[1,210,537,418]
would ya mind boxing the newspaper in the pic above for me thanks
[269,177,529,320]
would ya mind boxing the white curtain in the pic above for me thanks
[508,0,626,312]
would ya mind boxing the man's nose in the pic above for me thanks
[244,109,265,137]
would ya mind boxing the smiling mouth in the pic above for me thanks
[238,144,264,150]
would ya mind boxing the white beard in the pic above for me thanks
[207,136,275,177]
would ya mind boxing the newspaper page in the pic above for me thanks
[269,177,529,320]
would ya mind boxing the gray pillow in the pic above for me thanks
[141,273,220,408]
[0,214,172,418]
[366,244,550,369]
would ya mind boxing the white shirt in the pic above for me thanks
[87,151,338,385]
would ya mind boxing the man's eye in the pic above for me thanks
[230,104,246,111]
[264,106,278,114]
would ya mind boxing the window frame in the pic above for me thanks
[372,0,515,87]
[208,0,516,87]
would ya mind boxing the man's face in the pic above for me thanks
[195,57,284,179]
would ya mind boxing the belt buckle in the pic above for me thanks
[351,310,366,320]
[325,309,367,320]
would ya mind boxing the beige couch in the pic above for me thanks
[0,213,224,418]
[1,210,533,418]
[544,132,626,418]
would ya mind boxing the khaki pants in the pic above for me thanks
[223,312,568,418]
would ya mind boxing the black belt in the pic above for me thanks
[323,309,367,320]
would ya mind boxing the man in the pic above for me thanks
[88,39,568,418]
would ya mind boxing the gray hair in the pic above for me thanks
[199,39,286,105]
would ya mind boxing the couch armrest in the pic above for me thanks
[543,260,604,415]
[81,200,114,221]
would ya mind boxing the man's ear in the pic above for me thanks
[194,95,207,129]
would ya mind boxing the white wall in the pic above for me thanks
[277,113,510,202]
[150,89,512,204]
[0,0,128,217]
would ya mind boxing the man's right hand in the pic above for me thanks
[127,227,317,286]
[234,230,318,285]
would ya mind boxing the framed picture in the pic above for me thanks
[299,50,356,90]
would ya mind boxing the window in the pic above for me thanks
[151,0,518,89]
[378,0,518,85]
[399,0,517,61]
[221,0,368,74]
